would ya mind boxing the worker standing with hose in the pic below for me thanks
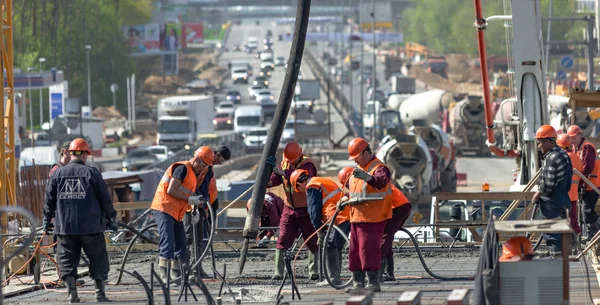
[557,134,583,234]
[379,184,411,282]
[247,191,284,248]
[568,125,600,241]
[150,146,214,284]
[291,168,348,287]
[346,137,393,293]
[43,138,118,303]
[267,141,320,281]
[532,126,572,255]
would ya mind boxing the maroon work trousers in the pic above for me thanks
[570,201,581,234]
[380,204,412,259]
[276,205,318,252]
[348,220,387,272]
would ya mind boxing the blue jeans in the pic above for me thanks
[539,202,566,253]
[153,210,187,261]
[328,220,350,250]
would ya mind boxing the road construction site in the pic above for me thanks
[6,2,600,304]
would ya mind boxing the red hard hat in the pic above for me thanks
[284,142,303,161]
[567,125,583,137]
[290,169,309,192]
[68,138,92,155]
[194,146,215,166]
[348,137,369,160]
[556,134,571,149]
[500,236,534,261]
[338,166,353,186]
[535,125,557,140]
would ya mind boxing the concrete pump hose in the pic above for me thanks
[321,204,353,289]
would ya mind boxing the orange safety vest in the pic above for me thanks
[307,177,349,225]
[348,157,393,223]
[391,184,410,209]
[151,161,198,222]
[280,156,315,209]
[576,140,600,190]
[567,150,583,202]
[208,177,218,204]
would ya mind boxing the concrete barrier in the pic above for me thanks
[446,289,469,305]
[398,291,422,305]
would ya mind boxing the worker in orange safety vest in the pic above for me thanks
[499,236,535,262]
[346,137,393,293]
[557,134,583,234]
[291,168,349,287]
[380,184,412,282]
[150,146,214,284]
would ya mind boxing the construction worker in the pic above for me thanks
[568,125,600,240]
[380,184,411,281]
[532,125,572,254]
[267,141,319,281]
[346,137,393,292]
[43,138,118,303]
[557,134,583,234]
[291,168,349,287]
[49,141,72,177]
[247,191,284,247]
[499,236,535,262]
[150,146,214,284]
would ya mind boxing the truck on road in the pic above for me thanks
[156,95,214,151]
[292,80,321,113]
[390,74,416,94]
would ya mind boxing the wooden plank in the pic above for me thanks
[435,192,535,201]
[446,289,469,305]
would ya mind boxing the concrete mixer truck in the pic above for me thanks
[397,89,487,156]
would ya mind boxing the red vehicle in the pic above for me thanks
[213,112,234,130]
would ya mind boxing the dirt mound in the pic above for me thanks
[93,106,125,121]
[445,54,481,83]
[410,67,483,95]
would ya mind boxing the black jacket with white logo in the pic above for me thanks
[44,159,116,235]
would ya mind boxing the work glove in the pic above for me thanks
[188,195,204,206]
[256,236,269,248]
[191,210,200,225]
[42,220,53,234]
[266,155,277,168]
[353,168,372,182]
[337,196,349,211]
[317,232,326,247]
[107,218,119,232]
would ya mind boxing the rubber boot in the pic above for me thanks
[170,259,182,286]
[379,258,387,282]
[94,279,109,302]
[158,257,169,283]
[346,271,365,293]
[385,255,396,281]
[271,248,284,281]
[365,270,381,292]
[64,276,80,303]
[308,251,320,280]
[317,248,342,286]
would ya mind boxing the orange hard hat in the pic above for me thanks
[535,125,557,140]
[338,166,353,186]
[283,142,303,161]
[499,236,534,261]
[556,134,571,149]
[68,138,92,155]
[348,137,369,160]
[290,169,309,192]
[194,146,215,166]
[567,125,583,137]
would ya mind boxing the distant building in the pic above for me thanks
[577,0,595,13]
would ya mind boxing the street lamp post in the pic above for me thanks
[27,67,35,147]
[110,84,119,108]
[359,0,364,137]
[85,45,92,112]
[38,58,45,129]
[370,0,377,143]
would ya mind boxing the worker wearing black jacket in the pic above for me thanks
[43,138,118,303]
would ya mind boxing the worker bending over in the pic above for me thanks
[346,137,393,292]
[267,141,320,281]
[247,191,284,248]
[43,138,118,303]
[380,184,411,281]
[557,134,583,234]
[49,141,72,177]
[292,167,349,287]
[150,146,214,284]
[568,125,600,241]
[532,126,572,254]
[499,237,535,262]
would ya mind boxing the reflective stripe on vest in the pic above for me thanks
[348,157,394,223]
[567,150,583,201]
[307,177,347,225]
[348,160,393,198]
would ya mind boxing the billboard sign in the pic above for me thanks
[183,23,204,46]
[49,82,65,120]
[124,24,161,54]
[164,23,182,50]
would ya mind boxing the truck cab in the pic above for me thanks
[157,95,214,150]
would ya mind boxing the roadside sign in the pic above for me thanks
[561,56,574,69]
[556,70,567,80]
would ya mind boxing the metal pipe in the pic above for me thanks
[239,0,312,275]
[587,15,595,90]
[473,0,519,157]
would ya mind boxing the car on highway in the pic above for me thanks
[255,90,274,103]
[280,120,307,148]
[260,60,275,70]
[232,44,242,51]
[275,56,287,67]
[336,70,351,84]
[226,90,242,104]
[248,85,266,99]
[122,148,159,171]
[231,67,249,84]
[367,88,387,103]
[253,76,269,88]
[177,79,214,94]
[259,66,272,77]
[147,145,174,161]
[213,112,234,130]
[243,128,269,150]
[264,41,274,51]
[215,101,235,114]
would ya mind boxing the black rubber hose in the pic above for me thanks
[322,205,352,289]
[118,221,159,245]
[116,223,158,284]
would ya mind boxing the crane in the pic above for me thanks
[474,0,548,188]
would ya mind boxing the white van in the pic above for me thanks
[19,146,59,173]
[234,105,264,133]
